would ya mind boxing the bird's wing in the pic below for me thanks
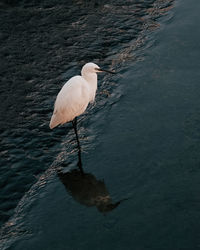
[51,76,90,126]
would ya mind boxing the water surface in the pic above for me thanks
[1,0,200,249]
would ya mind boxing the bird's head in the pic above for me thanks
[81,62,115,76]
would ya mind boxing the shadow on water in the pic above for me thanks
[57,124,126,213]
[58,169,125,213]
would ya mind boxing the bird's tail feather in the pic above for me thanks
[49,113,61,129]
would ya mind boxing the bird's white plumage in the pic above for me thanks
[50,63,99,129]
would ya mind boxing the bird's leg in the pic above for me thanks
[72,117,84,175]
[77,148,84,175]
[72,117,80,148]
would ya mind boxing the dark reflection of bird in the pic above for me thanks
[57,169,124,213]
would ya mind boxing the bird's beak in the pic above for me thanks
[95,68,116,74]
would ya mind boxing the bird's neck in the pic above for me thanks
[82,73,97,102]
[82,72,97,85]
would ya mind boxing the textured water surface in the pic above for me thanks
[1,0,200,249]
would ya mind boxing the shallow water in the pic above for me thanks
[1,0,200,249]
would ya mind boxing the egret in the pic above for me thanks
[49,62,115,169]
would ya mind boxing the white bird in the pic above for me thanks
[49,62,115,129]
[49,62,115,172]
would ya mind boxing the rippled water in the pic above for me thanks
[1,0,200,249]
[0,0,174,225]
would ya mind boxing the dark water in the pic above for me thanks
[1,0,200,249]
